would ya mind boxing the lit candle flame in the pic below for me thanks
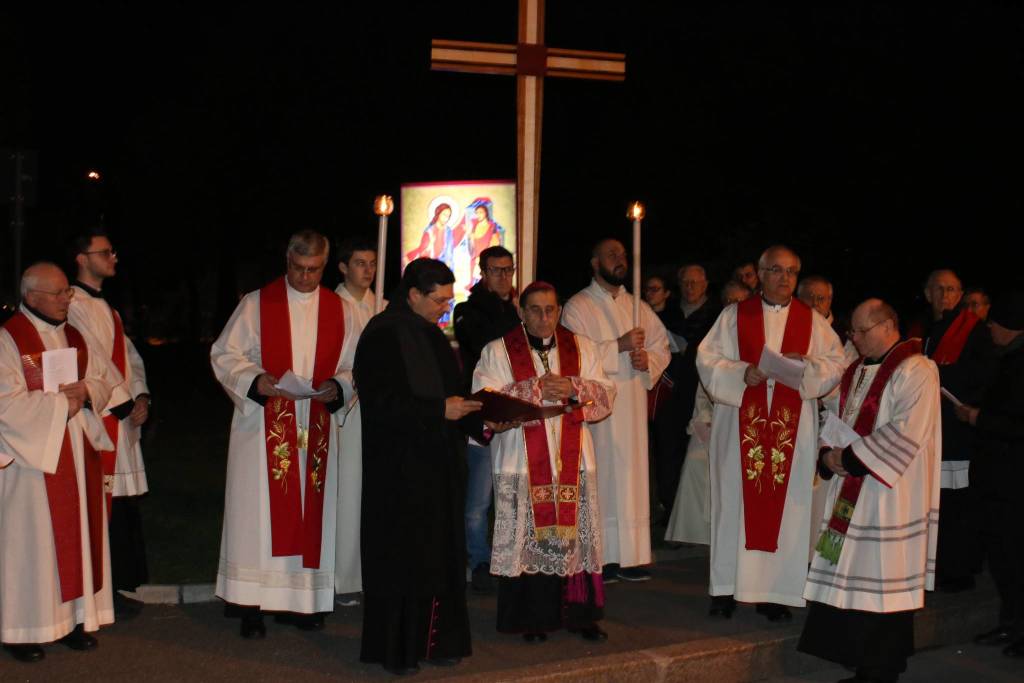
[86,170,102,181]
[374,195,394,216]
[628,201,645,220]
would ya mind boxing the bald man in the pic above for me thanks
[0,262,123,662]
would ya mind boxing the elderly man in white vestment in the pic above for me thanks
[474,281,616,643]
[68,230,152,611]
[697,245,845,622]
[561,238,670,583]
[0,262,121,663]
[332,236,385,603]
[211,230,352,638]
[799,299,941,683]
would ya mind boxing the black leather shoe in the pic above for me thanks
[4,644,45,662]
[295,613,325,631]
[471,563,494,594]
[58,625,97,651]
[709,595,736,618]
[522,632,547,643]
[426,657,461,666]
[570,625,608,642]
[975,625,1015,646]
[383,664,420,676]
[1003,636,1024,658]
[240,615,266,639]
[756,603,793,622]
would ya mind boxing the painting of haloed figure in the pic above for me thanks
[401,180,516,331]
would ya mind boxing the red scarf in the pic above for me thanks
[815,339,922,564]
[736,296,812,552]
[99,307,127,513]
[502,325,584,540]
[259,279,344,569]
[930,308,979,365]
[3,312,105,601]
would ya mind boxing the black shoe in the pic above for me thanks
[240,614,266,639]
[58,625,97,651]
[602,563,620,585]
[617,567,651,582]
[426,657,461,666]
[975,625,1015,646]
[113,592,143,620]
[1003,636,1024,658]
[755,603,793,622]
[708,595,736,618]
[4,644,45,662]
[522,632,547,643]
[383,663,420,676]
[273,612,324,631]
[570,625,608,642]
[471,563,494,594]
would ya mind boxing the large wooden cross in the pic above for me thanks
[431,0,625,287]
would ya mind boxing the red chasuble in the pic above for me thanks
[502,325,584,540]
[98,308,127,513]
[258,279,344,569]
[815,339,922,563]
[931,308,979,365]
[3,312,105,602]
[736,296,812,552]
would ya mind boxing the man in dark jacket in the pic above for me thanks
[954,292,1024,654]
[453,246,520,592]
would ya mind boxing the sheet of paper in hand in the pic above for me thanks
[275,370,329,399]
[819,411,861,449]
[940,387,963,407]
[42,347,79,393]
[757,346,806,390]
[469,388,589,424]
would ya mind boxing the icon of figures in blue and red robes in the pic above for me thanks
[456,197,506,289]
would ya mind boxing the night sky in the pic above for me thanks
[2,2,1021,336]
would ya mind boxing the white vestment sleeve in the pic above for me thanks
[851,356,941,488]
[573,336,616,421]
[125,335,150,398]
[560,300,621,376]
[335,299,356,405]
[211,292,266,416]
[639,301,671,391]
[798,314,846,400]
[696,306,748,408]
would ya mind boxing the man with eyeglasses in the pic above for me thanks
[453,245,521,594]
[67,230,152,617]
[211,230,351,638]
[697,245,845,622]
[919,269,997,593]
[562,238,671,584]
[0,262,123,662]
[799,298,941,683]
[798,274,851,343]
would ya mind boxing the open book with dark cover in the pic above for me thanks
[468,387,586,423]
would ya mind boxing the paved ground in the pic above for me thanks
[0,552,1003,682]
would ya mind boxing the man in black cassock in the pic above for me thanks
[355,258,486,676]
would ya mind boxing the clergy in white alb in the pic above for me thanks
[799,299,941,682]
[561,238,670,576]
[474,282,616,640]
[332,237,386,598]
[211,231,350,637]
[0,263,120,659]
[665,384,714,546]
[696,246,845,619]
[69,230,152,595]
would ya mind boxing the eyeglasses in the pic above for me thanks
[428,294,454,306]
[680,280,706,288]
[29,287,76,299]
[762,265,800,278]
[82,248,116,259]
[485,265,516,277]
[644,285,664,293]
[847,317,891,339]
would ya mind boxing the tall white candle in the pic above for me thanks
[629,202,645,328]
[373,195,394,315]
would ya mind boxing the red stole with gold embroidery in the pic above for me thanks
[736,296,812,552]
[259,278,344,569]
[502,324,584,540]
[99,307,127,513]
[4,312,105,601]
[931,308,979,365]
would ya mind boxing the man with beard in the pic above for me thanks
[562,238,671,583]
[697,245,845,621]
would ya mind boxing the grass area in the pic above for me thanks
[138,343,231,584]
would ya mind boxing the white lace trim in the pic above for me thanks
[490,470,602,577]
[217,557,334,590]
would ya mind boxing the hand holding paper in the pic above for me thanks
[42,347,78,394]
[275,370,329,400]
[757,346,806,390]
[819,411,860,450]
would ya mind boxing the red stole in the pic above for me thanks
[259,279,344,569]
[3,312,105,602]
[736,296,812,552]
[931,308,979,365]
[815,339,922,563]
[99,307,127,513]
[502,325,584,540]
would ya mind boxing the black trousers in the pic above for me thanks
[977,491,1024,627]
[798,601,914,682]
[109,496,149,591]
[496,573,603,633]
[935,486,979,583]
[650,396,689,514]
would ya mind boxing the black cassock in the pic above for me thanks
[355,298,483,670]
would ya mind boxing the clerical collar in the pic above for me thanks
[74,280,104,299]
[22,302,66,328]
[864,340,901,366]
[526,329,555,352]
[761,295,791,310]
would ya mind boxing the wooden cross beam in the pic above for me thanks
[431,0,625,287]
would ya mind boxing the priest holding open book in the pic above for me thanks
[472,281,616,643]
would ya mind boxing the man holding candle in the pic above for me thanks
[562,238,671,583]
[697,245,845,621]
